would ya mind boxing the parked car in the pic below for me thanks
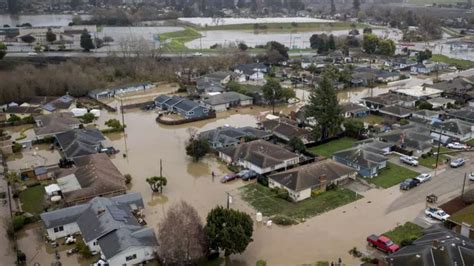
[425,207,450,221]
[367,235,400,253]
[470,172,474,181]
[416,173,432,183]
[400,178,420,190]
[450,158,466,168]
[237,170,258,181]
[221,173,238,183]
[400,156,418,166]
[447,142,469,150]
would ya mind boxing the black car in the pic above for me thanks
[400,178,420,190]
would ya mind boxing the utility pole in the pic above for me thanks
[160,159,163,177]
[120,98,125,130]
[462,173,467,201]
[226,192,232,209]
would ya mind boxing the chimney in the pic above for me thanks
[319,175,328,192]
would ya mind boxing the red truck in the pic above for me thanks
[367,235,400,253]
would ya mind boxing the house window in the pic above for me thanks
[53,226,64,233]
[188,111,194,115]
[126,254,137,262]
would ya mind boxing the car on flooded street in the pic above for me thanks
[221,172,238,183]
[400,178,420,190]
[425,207,450,221]
[237,170,258,181]
[416,173,432,183]
[450,158,465,168]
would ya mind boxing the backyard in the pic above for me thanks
[368,162,419,188]
[418,147,456,169]
[19,185,45,215]
[383,222,424,245]
[308,137,356,158]
[239,183,362,223]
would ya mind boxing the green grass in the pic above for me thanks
[368,162,419,188]
[431,54,474,71]
[450,204,474,226]
[202,22,367,32]
[159,27,202,52]
[19,185,45,215]
[419,147,456,169]
[354,114,385,125]
[407,0,459,4]
[308,137,356,158]
[466,139,474,147]
[240,183,362,222]
[383,222,424,245]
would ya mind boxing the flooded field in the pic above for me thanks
[0,14,91,27]
[178,17,335,26]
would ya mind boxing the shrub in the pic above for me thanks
[12,215,26,231]
[257,176,268,187]
[124,174,132,184]
[256,260,267,266]
[76,240,93,258]
[227,164,240,173]
[16,250,26,263]
[399,119,409,125]
[272,215,298,226]
[271,187,290,201]
[12,143,22,153]
[22,115,35,124]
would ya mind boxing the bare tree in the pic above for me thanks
[158,201,208,265]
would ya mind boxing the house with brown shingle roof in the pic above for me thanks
[268,160,356,201]
[54,153,126,205]
[34,112,80,139]
[218,139,300,174]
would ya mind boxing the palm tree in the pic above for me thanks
[146,176,167,193]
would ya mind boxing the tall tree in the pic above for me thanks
[262,78,295,114]
[158,201,208,265]
[146,176,167,193]
[378,39,396,56]
[306,76,342,140]
[46,28,57,43]
[186,137,210,161]
[328,34,336,50]
[80,29,95,52]
[362,34,379,54]
[0,42,7,60]
[330,0,336,15]
[353,0,360,14]
[205,206,253,257]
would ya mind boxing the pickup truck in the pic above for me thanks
[367,234,400,253]
[400,156,418,166]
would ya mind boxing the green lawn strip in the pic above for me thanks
[368,162,419,188]
[449,204,474,226]
[202,22,367,32]
[19,185,45,215]
[431,54,474,71]
[159,28,202,52]
[308,137,356,158]
[15,125,34,141]
[383,222,424,245]
[354,114,385,125]
[239,183,361,221]
[418,154,449,169]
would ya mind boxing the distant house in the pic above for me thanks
[362,93,417,111]
[426,76,474,103]
[261,119,314,144]
[446,109,474,124]
[88,83,154,100]
[233,63,268,82]
[410,62,448,74]
[394,85,443,100]
[34,112,81,139]
[55,128,107,160]
[54,153,127,205]
[154,95,210,119]
[340,103,369,118]
[199,126,271,149]
[427,97,456,109]
[412,109,440,122]
[387,225,474,265]
[196,78,225,95]
[41,95,76,113]
[386,57,417,70]
[2,106,42,119]
[268,160,357,202]
[431,119,474,142]
[204,71,235,84]
[202,92,253,112]
[218,140,300,174]
[333,146,388,178]
[378,126,433,155]
[40,193,158,265]
[379,105,413,121]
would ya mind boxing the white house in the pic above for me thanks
[40,193,158,265]
[218,139,300,174]
[203,91,253,112]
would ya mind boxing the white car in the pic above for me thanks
[447,142,469,150]
[400,156,418,166]
[425,207,450,221]
[27,52,38,56]
[416,173,432,183]
[469,172,474,181]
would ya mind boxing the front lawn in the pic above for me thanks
[383,222,423,245]
[431,54,474,71]
[19,185,45,215]
[239,183,362,223]
[355,115,385,125]
[308,137,356,158]
[368,162,419,188]
[418,154,449,169]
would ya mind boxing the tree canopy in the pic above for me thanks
[146,176,167,193]
[262,78,295,113]
[343,118,365,138]
[46,28,57,43]
[186,137,210,161]
[0,42,6,60]
[416,49,432,63]
[205,206,253,257]
[80,30,95,52]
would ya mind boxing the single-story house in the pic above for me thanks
[386,57,417,70]
[362,93,417,111]
[333,146,388,178]
[427,97,456,109]
[268,160,357,202]
[410,62,448,74]
[55,128,107,160]
[34,112,81,139]
[233,63,268,81]
[378,127,433,156]
[203,71,235,84]
[88,83,154,100]
[1,106,43,119]
[218,139,300,174]
[379,105,413,121]
[411,109,440,122]
[446,109,474,124]
[393,85,443,100]
[431,119,474,142]
[154,95,210,119]
[340,102,369,118]
[426,77,474,103]
[54,153,127,205]
[199,126,271,149]
[41,95,76,113]
[261,119,314,144]
[196,78,225,95]
[40,193,158,265]
[202,92,253,112]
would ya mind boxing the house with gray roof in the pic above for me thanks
[379,105,413,121]
[362,92,417,111]
[341,102,369,118]
[332,146,388,178]
[196,78,225,94]
[261,118,314,144]
[199,126,271,149]
[378,126,433,156]
[431,119,474,142]
[387,225,474,266]
[446,108,474,124]
[233,63,268,82]
[218,140,300,174]
[55,128,106,160]
[88,83,154,100]
[268,160,356,202]
[40,192,157,265]
[203,91,253,112]
[41,95,76,113]
[154,95,210,119]
[34,112,80,139]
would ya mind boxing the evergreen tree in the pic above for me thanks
[46,28,57,43]
[328,34,336,50]
[306,76,343,140]
[80,29,95,52]
[0,42,7,60]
